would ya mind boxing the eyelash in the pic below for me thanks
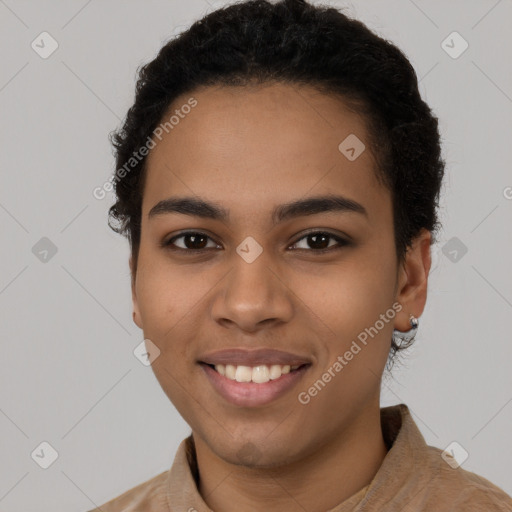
[161,230,350,254]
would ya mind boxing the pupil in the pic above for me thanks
[182,234,331,250]
[309,233,329,249]
[186,234,207,249]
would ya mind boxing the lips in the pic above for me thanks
[200,361,311,407]
[197,347,312,367]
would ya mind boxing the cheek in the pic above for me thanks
[135,267,200,404]
[289,248,397,382]
[137,244,197,315]
[135,263,183,336]
[295,258,396,334]
[294,265,394,415]
[134,258,219,359]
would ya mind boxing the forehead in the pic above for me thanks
[142,83,387,222]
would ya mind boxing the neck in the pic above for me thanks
[193,403,388,512]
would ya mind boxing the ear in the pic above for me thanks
[394,228,432,330]
[129,256,143,330]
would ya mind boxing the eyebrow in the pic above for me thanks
[148,194,368,224]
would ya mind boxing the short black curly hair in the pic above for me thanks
[107,0,445,365]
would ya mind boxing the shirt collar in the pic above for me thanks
[165,403,425,512]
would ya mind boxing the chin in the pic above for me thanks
[213,434,302,469]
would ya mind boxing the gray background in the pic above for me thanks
[0,0,511,510]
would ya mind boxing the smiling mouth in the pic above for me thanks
[199,361,311,407]
[200,362,310,384]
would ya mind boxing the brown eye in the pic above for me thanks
[164,232,219,251]
[290,231,349,252]
[306,233,330,249]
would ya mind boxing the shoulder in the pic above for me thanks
[381,404,512,511]
[418,445,512,511]
[86,470,169,512]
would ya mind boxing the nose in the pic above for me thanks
[211,253,294,332]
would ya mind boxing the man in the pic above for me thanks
[91,1,512,510]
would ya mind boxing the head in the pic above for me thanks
[107,0,444,466]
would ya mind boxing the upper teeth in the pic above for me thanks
[214,364,301,383]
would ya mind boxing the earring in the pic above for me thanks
[392,314,419,347]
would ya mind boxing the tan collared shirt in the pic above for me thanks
[89,404,512,511]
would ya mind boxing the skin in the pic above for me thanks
[130,82,431,512]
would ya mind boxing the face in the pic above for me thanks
[130,83,430,467]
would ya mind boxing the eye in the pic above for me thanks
[289,231,350,252]
[162,230,350,254]
[162,231,221,252]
